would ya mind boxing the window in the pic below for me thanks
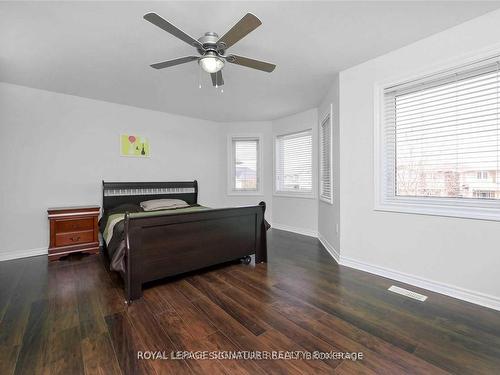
[477,171,489,180]
[320,107,333,203]
[377,56,500,220]
[474,190,495,199]
[275,130,313,196]
[228,136,262,194]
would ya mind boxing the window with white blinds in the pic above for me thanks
[379,56,500,220]
[275,130,313,195]
[230,137,260,193]
[320,112,333,203]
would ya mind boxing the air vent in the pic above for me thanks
[388,285,427,301]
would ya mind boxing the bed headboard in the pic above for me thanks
[102,180,198,214]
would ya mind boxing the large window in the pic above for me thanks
[228,136,261,194]
[275,130,313,196]
[320,107,333,203]
[378,56,500,220]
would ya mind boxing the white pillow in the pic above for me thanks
[140,199,189,211]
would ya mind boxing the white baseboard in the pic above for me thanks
[272,222,500,311]
[318,234,340,263]
[0,247,47,262]
[340,256,500,312]
[271,223,318,238]
[271,223,340,265]
[3,232,498,312]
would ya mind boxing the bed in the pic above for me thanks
[100,180,268,302]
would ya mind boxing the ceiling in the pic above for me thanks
[1,1,500,122]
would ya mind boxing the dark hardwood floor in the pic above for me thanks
[1,229,500,374]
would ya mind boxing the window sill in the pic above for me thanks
[320,196,334,205]
[375,201,500,222]
[274,192,316,200]
[227,191,264,197]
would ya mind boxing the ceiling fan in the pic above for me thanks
[143,12,276,87]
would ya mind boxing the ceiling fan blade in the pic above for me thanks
[150,56,198,69]
[144,13,204,50]
[227,55,276,73]
[210,71,224,86]
[218,13,262,49]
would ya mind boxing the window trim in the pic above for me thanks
[273,129,315,199]
[227,134,264,196]
[374,49,500,222]
[319,104,334,204]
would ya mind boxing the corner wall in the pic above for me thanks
[220,121,274,224]
[338,9,500,309]
[318,75,340,259]
[0,82,225,260]
[0,82,309,261]
[220,111,319,234]
[271,108,319,236]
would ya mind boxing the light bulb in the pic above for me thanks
[198,53,224,74]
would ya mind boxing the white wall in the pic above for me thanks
[318,75,340,255]
[338,9,500,307]
[7,5,500,310]
[0,82,305,261]
[220,110,320,236]
[221,121,274,224]
[271,108,319,235]
[0,82,226,260]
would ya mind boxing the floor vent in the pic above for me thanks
[388,285,427,301]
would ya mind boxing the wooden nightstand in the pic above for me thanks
[48,205,100,261]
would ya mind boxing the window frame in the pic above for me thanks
[273,129,315,199]
[374,52,500,222]
[227,134,264,196]
[319,104,334,204]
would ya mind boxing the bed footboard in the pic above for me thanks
[124,202,267,302]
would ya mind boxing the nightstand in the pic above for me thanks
[47,205,100,261]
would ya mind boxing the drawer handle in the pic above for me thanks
[70,236,81,242]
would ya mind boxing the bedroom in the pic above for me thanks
[1,1,500,374]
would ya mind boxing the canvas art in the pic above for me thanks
[120,134,150,157]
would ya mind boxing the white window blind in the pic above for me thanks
[275,130,313,194]
[381,56,500,219]
[320,114,333,203]
[232,138,259,191]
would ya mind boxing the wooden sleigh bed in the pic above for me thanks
[101,180,268,302]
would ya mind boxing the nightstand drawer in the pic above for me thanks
[48,205,100,261]
[55,218,94,233]
[55,230,94,247]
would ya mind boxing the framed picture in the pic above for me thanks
[120,134,150,157]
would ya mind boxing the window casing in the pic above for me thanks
[228,135,262,195]
[376,56,500,221]
[320,107,333,203]
[275,130,313,196]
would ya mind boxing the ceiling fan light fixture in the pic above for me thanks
[144,12,276,87]
[198,53,224,73]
